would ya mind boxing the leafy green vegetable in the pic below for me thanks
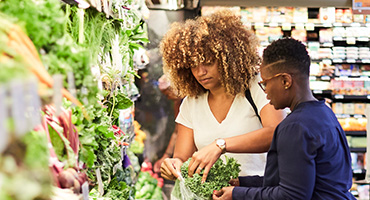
[174,156,241,200]
[134,171,163,200]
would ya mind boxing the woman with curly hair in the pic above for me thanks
[159,10,286,183]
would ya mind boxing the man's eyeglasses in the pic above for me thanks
[258,73,291,91]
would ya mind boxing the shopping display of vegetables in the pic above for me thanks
[0,0,151,199]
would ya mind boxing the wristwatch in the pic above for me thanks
[215,138,226,154]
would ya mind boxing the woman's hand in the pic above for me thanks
[154,154,169,174]
[213,186,234,200]
[160,158,183,181]
[188,141,222,183]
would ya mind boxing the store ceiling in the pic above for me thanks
[200,0,352,8]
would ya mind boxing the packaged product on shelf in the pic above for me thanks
[293,7,308,23]
[252,7,268,22]
[351,152,365,170]
[342,9,354,23]
[240,8,253,25]
[332,102,344,114]
[307,42,320,60]
[319,29,333,44]
[291,29,307,42]
[335,9,344,22]
[354,103,366,115]
[343,103,356,115]
[353,14,365,23]
[319,7,336,23]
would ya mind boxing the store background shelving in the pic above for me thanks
[201,5,370,198]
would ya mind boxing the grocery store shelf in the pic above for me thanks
[345,131,367,136]
[332,58,370,64]
[353,168,366,175]
[200,0,351,8]
[350,147,366,152]
[333,94,370,100]
[311,89,333,95]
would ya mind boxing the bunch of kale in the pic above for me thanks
[177,156,241,200]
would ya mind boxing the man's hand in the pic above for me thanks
[213,186,234,200]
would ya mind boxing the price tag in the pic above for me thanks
[0,86,9,154]
[268,22,278,27]
[313,90,323,94]
[27,79,41,128]
[351,22,361,27]
[82,182,89,200]
[322,59,332,65]
[354,114,364,119]
[254,22,264,29]
[333,22,343,27]
[358,37,369,42]
[67,72,77,99]
[346,59,356,63]
[367,95,370,99]
[333,36,344,41]
[334,94,344,99]
[321,76,331,81]
[53,75,63,116]
[10,80,27,137]
[305,23,315,31]
[323,23,333,27]
[96,168,104,196]
[346,37,356,45]
[282,23,292,31]
[323,43,334,47]
[295,23,305,30]
[362,59,370,63]
[354,169,363,174]
[332,59,343,63]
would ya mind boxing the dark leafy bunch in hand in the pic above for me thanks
[181,156,241,200]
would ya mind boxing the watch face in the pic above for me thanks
[217,139,225,146]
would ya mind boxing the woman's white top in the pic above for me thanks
[176,76,269,176]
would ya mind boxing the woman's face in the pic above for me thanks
[191,61,222,91]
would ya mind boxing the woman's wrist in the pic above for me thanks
[164,151,172,157]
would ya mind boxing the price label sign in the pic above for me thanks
[268,22,279,27]
[282,23,292,31]
[254,22,264,29]
[295,23,305,30]
[346,37,356,45]
[347,59,356,63]
[305,23,315,31]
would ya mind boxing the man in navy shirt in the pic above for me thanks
[213,38,355,200]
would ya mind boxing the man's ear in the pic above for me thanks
[281,74,293,90]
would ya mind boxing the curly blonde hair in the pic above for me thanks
[160,10,260,97]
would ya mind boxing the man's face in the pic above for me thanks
[260,67,288,110]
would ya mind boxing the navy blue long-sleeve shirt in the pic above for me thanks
[233,100,355,200]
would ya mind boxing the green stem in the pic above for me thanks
[109,94,116,119]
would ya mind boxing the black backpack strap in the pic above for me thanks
[245,89,262,123]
